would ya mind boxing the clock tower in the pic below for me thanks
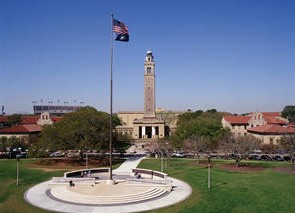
[144,50,156,118]
[123,50,165,141]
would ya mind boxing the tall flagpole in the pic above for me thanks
[109,14,114,181]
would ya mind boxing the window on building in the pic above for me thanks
[147,67,151,73]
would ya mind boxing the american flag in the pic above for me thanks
[113,19,129,34]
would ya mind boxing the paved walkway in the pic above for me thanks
[25,157,192,213]
[114,156,144,174]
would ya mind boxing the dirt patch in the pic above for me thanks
[218,163,265,172]
[189,160,213,168]
[29,158,119,171]
[272,166,295,175]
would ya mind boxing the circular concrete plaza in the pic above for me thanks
[25,175,192,213]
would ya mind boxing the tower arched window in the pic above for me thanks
[147,67,151,74]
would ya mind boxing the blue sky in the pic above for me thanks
[1,0,295,115]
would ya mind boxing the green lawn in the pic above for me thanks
[0,158,294,213]
[0,159,64,213]
[139,159,295,213]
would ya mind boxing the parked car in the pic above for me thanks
[49,151,65,157]
[249,154,261,160]
[272,155,284,161]
[9,151,27,158]
[283,155,291,161]
[172,152,186,158]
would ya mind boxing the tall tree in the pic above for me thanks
[172,109,227,150]
[40,107,112,159]
[282,105,295,123]
[224,134,262,167]
[113,132,133,154]
[183,135,208,164]
[279,134,295,167]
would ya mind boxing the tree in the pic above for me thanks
[148,139,172,157]
[0,136,28,158]
[279,134,295,167]
[148,139,172,171]
[113,132,133,154]
[171,109,227,150]
[39,107,112,160]
[7,114,22,127]
[112,113,122,126]
[156,111,179,136]
[176,110,204,125]
[183,135,208,164]
[282,105,295,123]
[224,134,262,167]
[0,137,8,152]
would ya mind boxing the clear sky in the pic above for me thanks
[1,0,295,115]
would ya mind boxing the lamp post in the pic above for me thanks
[16,154,21,186]
[86,152,88,169]
[161,151,164,172]
[207,154,211,189]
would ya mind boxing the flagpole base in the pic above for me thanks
[106,180,116,185]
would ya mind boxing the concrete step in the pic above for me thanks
[50,186,169,205]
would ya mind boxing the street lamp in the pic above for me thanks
[86,152,88,169]
[161,151,164,172]
[16,154,21,186]
[207,154,211,189]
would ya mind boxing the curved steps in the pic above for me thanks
[50,186,169,205]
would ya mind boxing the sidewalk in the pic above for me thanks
[114,156,144,174]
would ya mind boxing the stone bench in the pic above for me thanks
[131,168,167,179]
[64,168,109,178]
[49,177,96,188]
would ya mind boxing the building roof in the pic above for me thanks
[249,112,281,117]
[223,112,288,125]
[263,116,288,125]
[0,124,42,134]
[0,116,8,123]
[21,116,39,124]
[247,124,295,134]
[0,115,62,125]
[223,116,250,124]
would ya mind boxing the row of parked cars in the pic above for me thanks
[248,153,291,161]
[165,151,292,162]
[0,149,28,158]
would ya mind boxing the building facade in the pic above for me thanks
[33,105,82,116]
[0,112,61,141]
[222,112,294,144]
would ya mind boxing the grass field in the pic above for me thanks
[139,159,295,213]
[0,158,294,213]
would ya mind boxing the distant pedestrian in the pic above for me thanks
[69,180,75,187]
